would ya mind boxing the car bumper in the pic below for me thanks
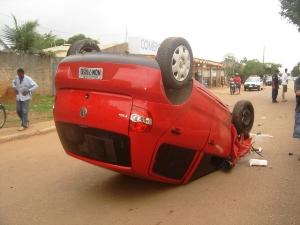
[244,85,260,89]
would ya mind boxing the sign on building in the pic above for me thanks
[128,37,161,55]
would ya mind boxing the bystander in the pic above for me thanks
[281,68,288,102]
[12,68,38,131]
[293,74,300,141]
[272,69,280,103]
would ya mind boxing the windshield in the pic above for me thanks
[246,77,260,82]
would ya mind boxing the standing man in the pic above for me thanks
[281,68,288,102]
[233,73,241,95]
[272,69,280,103]
[12,68,38,131]
[293,75,300,140]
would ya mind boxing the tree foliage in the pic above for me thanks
[67,34,99,44]
[291,62,300,76]
[263,62,280,75]
[241,59,265,76]
[0,14,57,56]
[0,15,40,51]
[34,32,58,49]
[279,0,300,32]
[55,38,66,46]
[223,53,242,77]
[0,15,100,55]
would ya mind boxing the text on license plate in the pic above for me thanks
[79,67,103,79]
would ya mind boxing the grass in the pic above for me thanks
[2,94,54,127]
[4,94,54,112]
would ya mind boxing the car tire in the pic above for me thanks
[156,37,193,90]
[258,85,261,91]
[231,100,254,135]
[66,40,101,56]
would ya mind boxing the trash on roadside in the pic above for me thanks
[249,159,268,166]
[250,133,273,138]
[288,152,293,155]
[256,147,263,153]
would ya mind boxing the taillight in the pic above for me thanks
[129,106,152,133]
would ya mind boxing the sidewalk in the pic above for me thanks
[0,86,230,143]
[0,120,56,143]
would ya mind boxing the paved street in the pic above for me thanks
[0,83,299,225]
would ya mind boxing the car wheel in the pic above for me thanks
[258,85,261,91]
[156,37,193,90]
[231,100,254,135]
[66,39,101,56]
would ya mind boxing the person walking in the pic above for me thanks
[281,68,288,102]
[272,69,280,103]
[12,68,38,131]
[233,73,241,95]
[263,75,267,87]
[293,75,300,140]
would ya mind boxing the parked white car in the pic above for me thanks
[244,76,263,91]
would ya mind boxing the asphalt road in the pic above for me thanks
[1,83,299,225]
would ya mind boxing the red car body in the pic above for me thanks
[54,41,252,184]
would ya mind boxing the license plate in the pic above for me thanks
[79,67,103,79]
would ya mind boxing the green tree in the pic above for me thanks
[0,15,59,56]
[241,59,265,77]
[240,57,247,64]
[223,53,242,77]
[0,14,40,51]
[263,62,279,75]
[34,31,57,49]
[291,62,300,77]
[279,0,300,32]
[55,38,66,46]
[67,34,100,44]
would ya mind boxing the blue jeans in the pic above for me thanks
[293,110,300,138]
[16,100,29,128]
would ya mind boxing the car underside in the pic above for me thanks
[53,37,254,184]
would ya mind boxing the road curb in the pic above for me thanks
[0,126,56,143]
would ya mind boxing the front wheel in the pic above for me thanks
[0,106,6,128]
[231,100,254,135]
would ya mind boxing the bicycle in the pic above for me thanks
[0,102,6,128]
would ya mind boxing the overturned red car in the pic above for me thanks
[53,37,254,184]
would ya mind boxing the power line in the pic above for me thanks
[0,10,125,39]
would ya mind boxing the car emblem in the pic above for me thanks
[80,107,87,117]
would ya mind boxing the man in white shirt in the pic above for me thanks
[281,68,288,102]
[12,68,38,131]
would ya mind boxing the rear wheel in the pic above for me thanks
[231,100,254,135]
[0,106,6,128]
[66,40,101,56]
[156,37,193,90]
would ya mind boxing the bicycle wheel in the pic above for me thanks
[0,106,6,128]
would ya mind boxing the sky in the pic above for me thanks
[1,0,300,72]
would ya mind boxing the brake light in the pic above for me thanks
[129,106,152,133]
